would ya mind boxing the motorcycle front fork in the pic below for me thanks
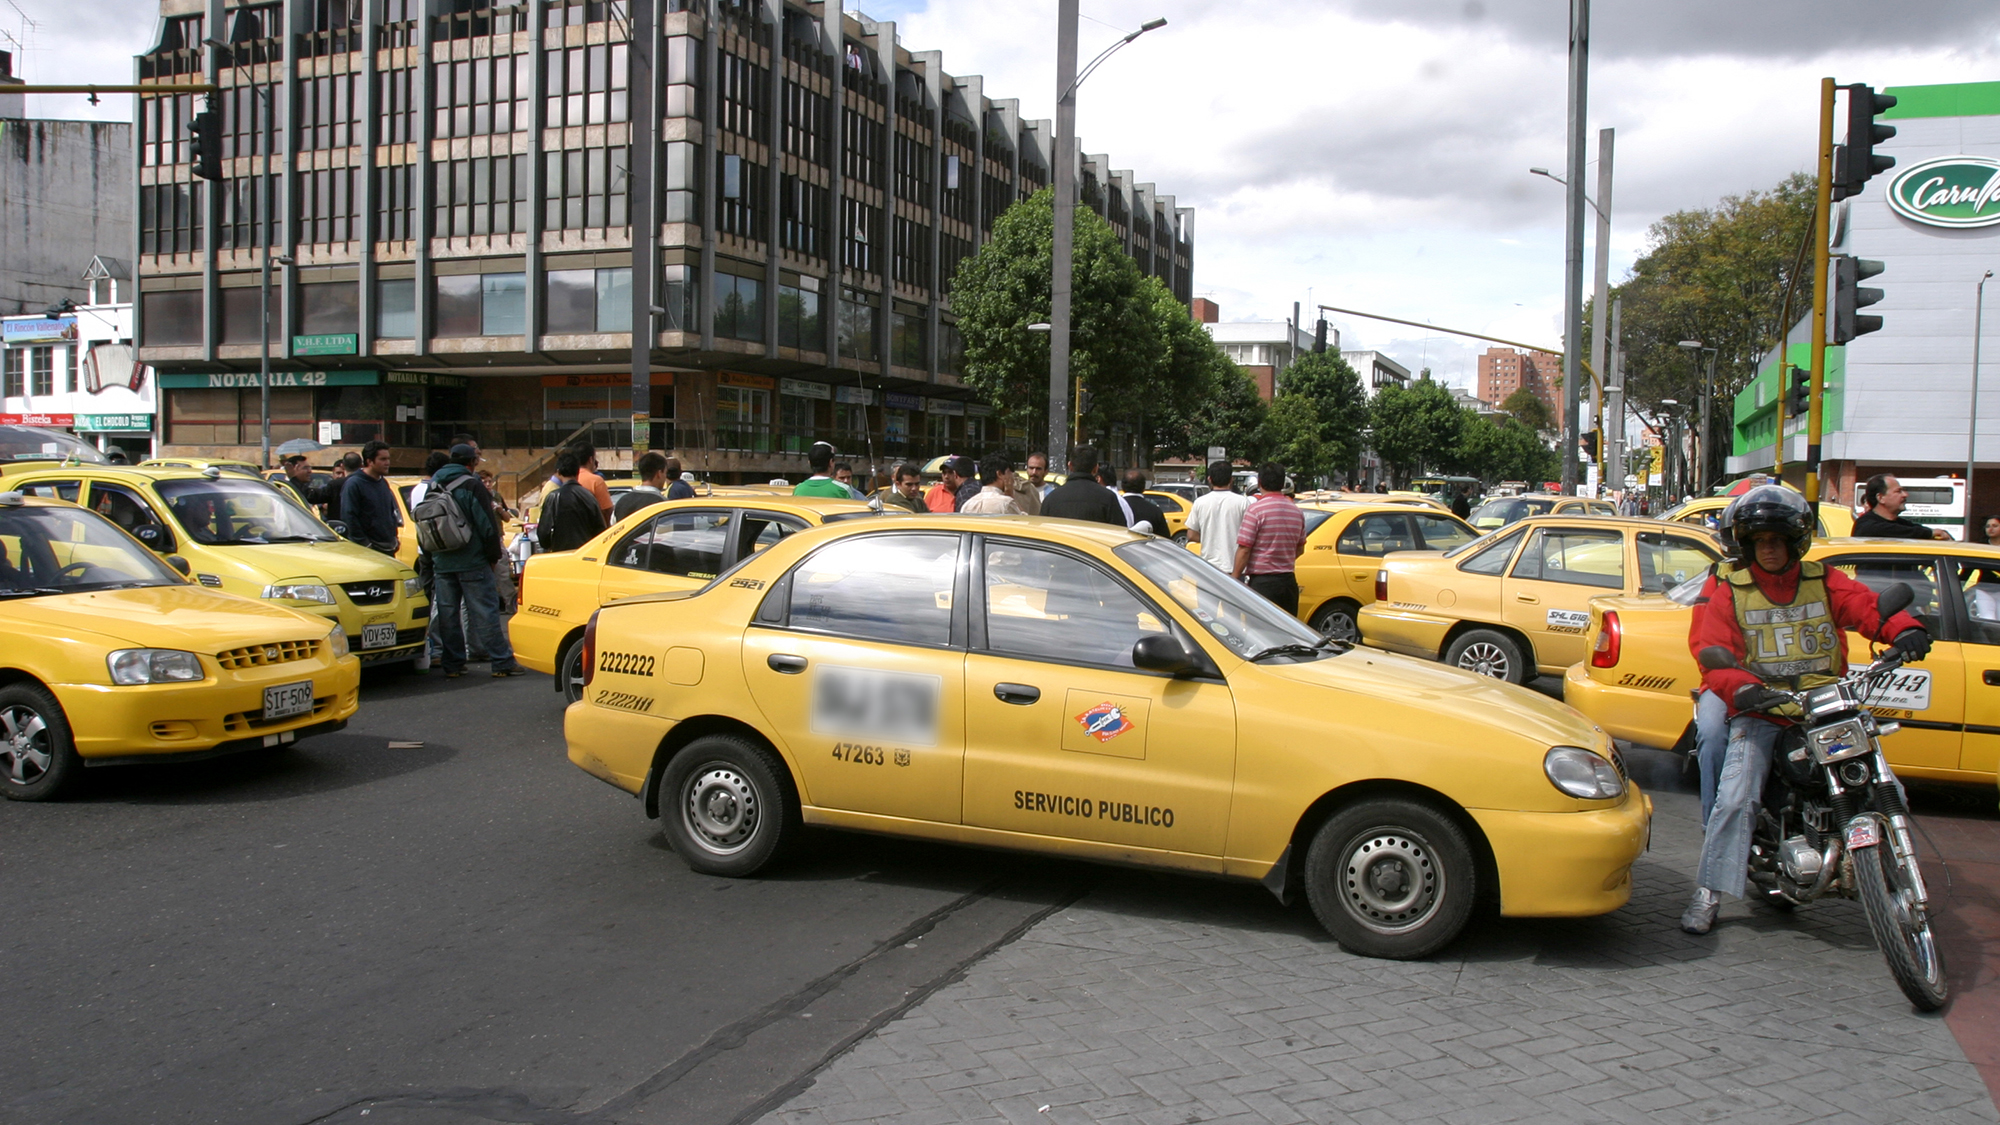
[1831,751,1933,919]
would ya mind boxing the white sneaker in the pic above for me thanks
[415,652,431,671]
[1680,887,1721,934]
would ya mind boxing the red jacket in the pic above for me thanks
[1688,562,1922,716]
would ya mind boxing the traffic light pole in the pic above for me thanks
[1806,77,1835,505]
[1559,0,1589,496]
[258,84,275,470]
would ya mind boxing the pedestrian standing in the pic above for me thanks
[1040,446,1126,526]
[1096,464,1137,527]
[1186,460,1249,571]
[876,463,927,514]
[664,457,697,500]
[572,443,615,522]
[793,442,852,498]
[537,451,607,552]
[278,455,317,508]
[1120,471,1167,535]
[924,458,964,512]
[428,445,526,679]
[951,456,982,511]
[614,451,671,522]
[1853,473,1950,540]
[1234,461,1308,615]
[1024,452,1055,503]
[409,450,451,672]
[1450,487,1471,520]
[340,441,402,555]
[960,454,1026,514]
[1009,457,1043,516]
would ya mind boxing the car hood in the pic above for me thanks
[1255,646,1605,750]
[188,537,416,584]
[4,584,335,649]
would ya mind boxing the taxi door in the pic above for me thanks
[595,506,736,603]
[960,535,1236,862]
[1499,524,1628,671]
[739,531,968,823]
[1819,552,1963,774]
[1945,555,2000,779]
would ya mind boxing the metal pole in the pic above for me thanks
[1590,126,1612,492]
[629,0,656,459]
[1806,77,1835,504]
[259,85,273,468]
[1048,0,1078,465]
[1970,271,1993,540]
[1608,296,1622,489]
[1699,349,1715,494]
[1559,0,1589,495]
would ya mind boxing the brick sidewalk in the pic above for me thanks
[760,766,1998,1125]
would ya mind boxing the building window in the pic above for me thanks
[835,401,867,444]
[783,80,829,166]
[837,290,877,362]
[892,216,929,288]
[545,147,627,231]
[140,291,202,346]
[940,233,972,293]
[717,51,768,142]
[842,198,878,275]
[779,392,816,453]
[545,43,629,129]
[664,34,702,119]
[376,278,416,339]
[714,273,764,343]
[63,345,78,393]
[661,265,698,332]
[437,156,529,237]
[220,286,281,345]
[298,168,359,245]
[218,176,270,251]
[545,0,628,27]
[842,108,882,185]
[434,53,531,139]
[431,0,530,40]
[890,312,925,369]
[139,182,203,256]
[2,350,21,397]
[298,71,361,151]
[482,273,527,336]
[299,281,358,335]
[378,67,419,145]
[139,92,201,168]
[940,322,964,376]
[714,385,770,452]
[779,175,827,259]
[664,142,702,224]
[777,284,821,349]
[377,164,416,241]
[940,152,972,223]
[716,153,766,240]
[545,267,633,334]
[893,132,931,204]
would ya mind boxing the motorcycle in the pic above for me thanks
[1696,582,1948,1011]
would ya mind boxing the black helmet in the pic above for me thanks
[1719,485,1812,564]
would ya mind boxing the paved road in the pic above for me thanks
[1,668,1086,1125]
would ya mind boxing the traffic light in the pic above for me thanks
[1833,255,1887,343]
[1784,365,1810,415]
[1833,84,1898,201]
[1077,387,1094,414]
[1312,318,1328,354]
[189,104,224,182]
[1581,431,1599,459]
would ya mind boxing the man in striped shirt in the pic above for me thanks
[1233,462,1307,615]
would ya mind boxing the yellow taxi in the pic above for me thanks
[0,493,361,800]
[1294,502,1479,641]
[561,516,1650,959]
[1565,537,2000,785]
[1659,495,1856,538]
[139,457,265,479]
[510,495,900,702]
[0,464,429,666]
[1357,516,1723,684]
[1134,490,1190,541]
[1469,493,1617,531]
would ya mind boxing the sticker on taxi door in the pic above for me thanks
[1546,609,1590,633]
[810,665,941,746]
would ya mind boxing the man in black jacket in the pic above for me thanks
[1041,446,1126,526]
[1120,471,1168,536]
[537,450,606,552]
[339,441,401,554]
[1852,473,1948,540]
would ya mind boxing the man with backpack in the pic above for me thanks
[418,444,525,679]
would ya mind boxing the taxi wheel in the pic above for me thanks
[1444,629,1529,685]
[557,636,586,706]
[1303,799,1475,959]
[661,735,797,877]
[1309,600,1361,644]
[0,683,82,802]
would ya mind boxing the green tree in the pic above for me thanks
[1276,351,1369,481]
[1499,388,1554,434]
[1257,393,1330,485]
[1369,379,1464,488]
[950,189,1168,447]
[1135,276,1243,459]
[1153,352,1266,463]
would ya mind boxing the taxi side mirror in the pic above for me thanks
[1132,634,1198,676]
[327,519,349,536]
[135,525,160,545]
[166,555,191,576]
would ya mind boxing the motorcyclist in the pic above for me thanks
[1679,485,1930,934]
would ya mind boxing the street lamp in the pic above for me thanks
[1531,129,1615,496]
[1678,340,1718,495]
[1048,12,1167,465]
[1970,270,1994,540]
[206,28,279,468]
[1659,398,1683,498]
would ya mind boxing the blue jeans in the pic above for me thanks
[433,565,520,674]
[1694,689,1729,823]
[1696,715,1781,899]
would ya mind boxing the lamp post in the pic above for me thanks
[206,30,278,467]
[1659,398,1682,499]
[1970,270,1994,540]
[1677,340,1717,495]
[1048,12,1166,464]
[1531,126,1613,494]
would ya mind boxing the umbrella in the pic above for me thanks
[274,438,327,456]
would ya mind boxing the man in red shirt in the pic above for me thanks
[1233,462,1307,615]
[1680,486,1929,934]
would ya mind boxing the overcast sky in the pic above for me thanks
[10,0,2000,390]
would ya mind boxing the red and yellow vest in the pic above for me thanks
[1724,559,1840,688]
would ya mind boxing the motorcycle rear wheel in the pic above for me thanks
[1853,837,1949,1011]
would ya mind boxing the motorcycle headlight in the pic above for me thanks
[326,625,349,660]
[403,575,424,600]
[107,649,204,685]
[263,583,334,605]
[1545,745,1625,800]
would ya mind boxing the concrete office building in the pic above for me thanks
[1726,80,2000,528]
[1192,299,1322,401]
[1342,350,1410,400]
[1,52,135,317]
[132,0,1193,489]
[1476,346,1559,417]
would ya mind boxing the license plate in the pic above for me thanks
[1846,818,1883,849]
[361,622,398,650]
[263,681,315,721]
[1866,668,1932,711]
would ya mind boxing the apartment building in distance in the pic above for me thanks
[131,0,1193,487]
[1476,346,1560,417]
[1192,298,1321,401]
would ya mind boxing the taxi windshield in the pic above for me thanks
[156,478,336,545]
[1113,538,1334,661]
[0,423,109,465]
[1470,496,1553,529]
[0,505,184,595]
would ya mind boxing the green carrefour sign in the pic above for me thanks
[1887,155,2000,228]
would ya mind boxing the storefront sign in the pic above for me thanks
[928,398,965,416]
[966,403,993,417]
[885,392,922,411]
[76,413,154,432]
[0,413,75,426]
[780,378,832,400]
[719,371,776,389]
[834,385,875,405]
[1887,155,2000,228]
[3,315,77,345]
[541,373,629,388]
[387,371,471,388]
[160,370,382,388]
[293,333,359,356]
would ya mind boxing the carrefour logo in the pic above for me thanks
[1887,155,2000,228]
